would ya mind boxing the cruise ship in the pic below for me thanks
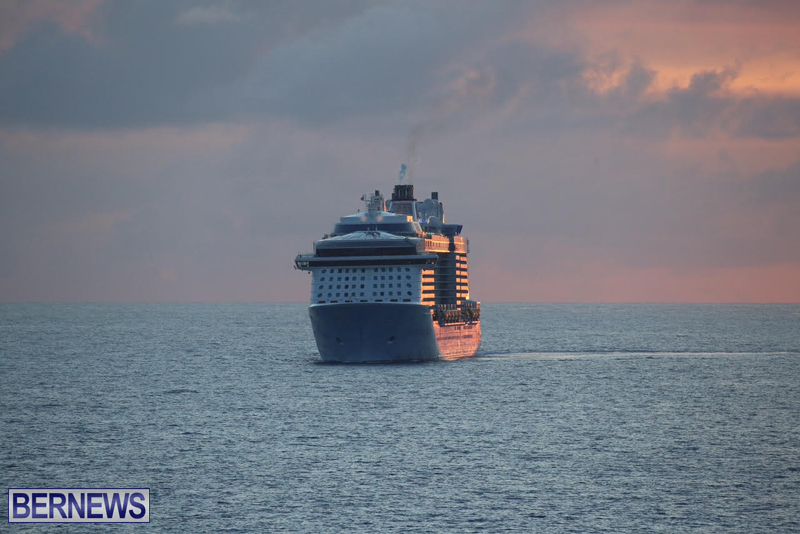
[295,167,481,362]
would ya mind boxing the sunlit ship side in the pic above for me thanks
[295,169,481,362]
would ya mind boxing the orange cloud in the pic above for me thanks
[524,0,800,96]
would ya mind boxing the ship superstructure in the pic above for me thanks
[295,170,481,362]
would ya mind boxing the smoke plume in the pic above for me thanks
[404,67,496,182]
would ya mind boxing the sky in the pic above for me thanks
[1,0,799,302]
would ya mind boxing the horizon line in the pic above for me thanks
[2,301,799,305]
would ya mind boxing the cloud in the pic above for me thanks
[219,2,537,126]
[0,1,563,131]
[0,0,104,54]
[602,65,800,140]
[0,0,382,128]
[3,0,796,146]
[562,0,800,96]
[0,0,798,143]
[176,4,242,25]
[733,96,800,139]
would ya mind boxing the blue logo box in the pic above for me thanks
[8,489,150,523]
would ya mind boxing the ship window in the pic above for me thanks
[321,277,325,281]
[407,283,411,288]
[322,270,326,274]
[373,276,377,280]
[337,277,341,281]
[318,293,322,297]
[381,276,385,280]
[338,269,342,273]
[329,285,332,289]
[373,292,376,296]
[361,268,365,273]
[336,293,340,297]
[328,293,331,297]
[344,292,348,297]
[345,277,349,281]
[380,292,384,296]
[389,284,393,288]
[360,284,365,289]
[407,291,412,296]
[360,276,365,280]
[344,285,349,289]
[406,275,410,279]
[381,268,385,272]
[389,275,393,280]
[388,291,393,296]
[337,285,341,289]
[380,284,384,288]
[405,268,410,271]
[360,292,364,296]
[319,285,323,290]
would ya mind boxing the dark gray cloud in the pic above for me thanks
[0,0,586,133]
[617,67,800,139]
[3,0,797,143]
[733,96,800,139]
[0,0,382,128]
[222,2,542,126]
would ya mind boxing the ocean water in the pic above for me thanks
[1,303,799,532]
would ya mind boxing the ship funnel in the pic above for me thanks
[392,183,415,201]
